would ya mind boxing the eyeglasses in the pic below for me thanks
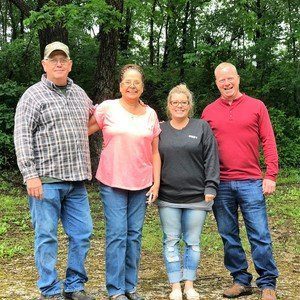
[170,100,190,107]
[122,80,143,87]
[46,58,70,65]
[218,77,236,84]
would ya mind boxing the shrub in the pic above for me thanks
[269,107,300,168]
[0,81,26,169]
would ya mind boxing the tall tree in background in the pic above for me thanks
[8,0,70,58]
[37,0,70,57]
[93,0,123,102]
[91,0,124,174]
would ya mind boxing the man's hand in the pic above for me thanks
[263,179,276,195]
[26,177,43,199]
[205,194,215,202]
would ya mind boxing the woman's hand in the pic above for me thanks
[88,115,100,135]
[146,184,159,204]
[205,194,215,202]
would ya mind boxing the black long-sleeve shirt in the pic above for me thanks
[158,119,220,204]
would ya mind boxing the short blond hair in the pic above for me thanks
[166,84,194,119]
[214,62,238,78]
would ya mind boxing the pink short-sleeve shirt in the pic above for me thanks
[94,99,161,190]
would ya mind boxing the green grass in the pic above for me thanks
[0,169,299,259]
[0,193,32,258]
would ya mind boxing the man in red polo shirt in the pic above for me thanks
[202,62,278,300]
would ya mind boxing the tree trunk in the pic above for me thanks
[9,0,70,59]
[37,0,70,59]
[91,0,123,176]
[179,0,190,82]
[119,6,132,54]
[8,0,18,40]
[8,0,30,17]
[149,0,157,65]
[162,1,180,71]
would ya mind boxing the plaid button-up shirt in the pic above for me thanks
[14,75,93,182]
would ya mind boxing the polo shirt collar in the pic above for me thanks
[219,93,245,106]
[41,74,73,91]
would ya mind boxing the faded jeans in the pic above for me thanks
[159,207,207,283]
[29,181,93,296]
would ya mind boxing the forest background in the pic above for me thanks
[0,1,299,299]
[0,0,299,171]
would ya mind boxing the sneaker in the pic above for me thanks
[223,283,252,298]
[39,294,64,300]
[261,289,276,300]
[169,289,182,300]
[62,290,95,300]
[184,288,200,300]
[125,292,144,300]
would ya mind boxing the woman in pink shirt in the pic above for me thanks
[89,64,161,300]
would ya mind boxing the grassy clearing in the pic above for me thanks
[0,169,299,259]
[0,169,299,299]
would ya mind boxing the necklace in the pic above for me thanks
[120,98,145,117]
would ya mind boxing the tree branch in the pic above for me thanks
[8,0,31,18]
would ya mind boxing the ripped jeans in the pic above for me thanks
[159,207,207,283]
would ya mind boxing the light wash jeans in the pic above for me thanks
[29,182,93,297]
[213,180,278,289]
[100,183,148,297]
[159,207,207,283]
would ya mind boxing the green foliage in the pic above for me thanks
[0,193,31,259]
[0,37,41,86]
[269,107,300,168]
[25,0,122,33]
[0,81,26,169]
[67,33,99,96]
[1,0,299,168]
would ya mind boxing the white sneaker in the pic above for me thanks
[184,288,200,300]
[169,289,183,300]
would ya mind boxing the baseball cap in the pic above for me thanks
[44,41,70,60]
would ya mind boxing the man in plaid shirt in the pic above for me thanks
[14,41,95,300]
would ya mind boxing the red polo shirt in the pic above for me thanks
[201,94,278,181]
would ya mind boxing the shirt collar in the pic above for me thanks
[219,93,245,106]
[41,74,73,91]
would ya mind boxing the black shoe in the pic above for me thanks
[39,294,64,300]
[62,290,95,300]
[125,292,144,300]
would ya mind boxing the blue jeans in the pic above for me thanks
[29,182,93,296]
[100,183,148,297]
[159,207,207,283]
[213,180,278,289]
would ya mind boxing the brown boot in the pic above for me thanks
[261,289,276,300]
[223,283,252,298]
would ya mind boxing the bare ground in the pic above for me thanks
[1,222,299,300]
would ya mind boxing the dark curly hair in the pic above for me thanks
[119,64,145,83]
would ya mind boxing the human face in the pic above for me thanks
[42,51,72,86]
[168,93,190,120]
[215,66,241,102]
[120,69,143,102]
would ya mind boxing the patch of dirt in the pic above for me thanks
[1,232,299,300]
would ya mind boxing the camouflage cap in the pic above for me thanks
[44,41,70,59]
